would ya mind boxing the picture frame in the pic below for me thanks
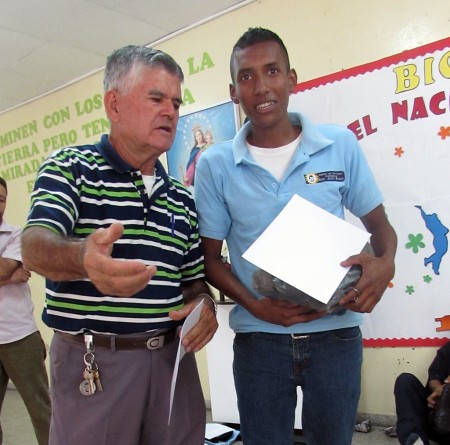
[167,101,239,189]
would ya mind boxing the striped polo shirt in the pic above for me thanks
[25,134,205,335]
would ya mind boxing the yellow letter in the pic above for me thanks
[393,64,420,93]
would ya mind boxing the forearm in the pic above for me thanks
[427,378,448,408]
[429,379,443,393]
[205,258,257,313]
[182,279,211,301]
[360,206,397,288]
[0,257,19,281]
[364,206,397,260]
[370,225,397,263]
[21,226,86,281]
[429,374,450,391]
[181,279,216,313]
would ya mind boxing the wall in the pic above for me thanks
[1,0,449,418]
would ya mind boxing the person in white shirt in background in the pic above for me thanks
[0,176,51,445]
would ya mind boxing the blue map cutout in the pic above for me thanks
[415,205,449,275]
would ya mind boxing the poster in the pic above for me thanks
[167,101,238,188]
[289,38,450,346]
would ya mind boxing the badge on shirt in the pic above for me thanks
[304,171,345,184]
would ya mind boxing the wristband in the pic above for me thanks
[198,293,218,316]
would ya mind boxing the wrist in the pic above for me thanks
[198,293,218,316]
[429,380,442,392]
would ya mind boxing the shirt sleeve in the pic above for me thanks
[25,150,80,236]
[194,152,231,241]
[340,129,384,218]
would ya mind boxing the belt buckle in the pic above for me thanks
[290,333,309,339]
[146,335,164,350]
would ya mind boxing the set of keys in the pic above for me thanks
[79,334,103,396]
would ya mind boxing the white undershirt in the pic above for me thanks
[247,134,301,181]
[142,174,156,196]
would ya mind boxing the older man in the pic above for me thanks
[22,45,217,445]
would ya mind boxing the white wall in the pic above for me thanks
[1,0,449,417]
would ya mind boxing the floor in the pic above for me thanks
[217,422,398,445]
[1,388,39,445]
[2,387,399,445]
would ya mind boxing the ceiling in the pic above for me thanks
[0,0,249,114]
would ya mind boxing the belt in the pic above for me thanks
[57,328,177,351]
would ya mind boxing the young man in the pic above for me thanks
[195,28,397,445]
[0,177,50,444]
[21,46,218,445]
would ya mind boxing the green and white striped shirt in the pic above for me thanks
[26,134,205,334]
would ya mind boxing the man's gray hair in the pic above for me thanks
[103,45,184,92]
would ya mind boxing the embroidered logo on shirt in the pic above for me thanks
[304,171,345,184]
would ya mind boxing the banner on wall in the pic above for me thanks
[289,38,450,347]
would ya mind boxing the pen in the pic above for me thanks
[171,214,175,237]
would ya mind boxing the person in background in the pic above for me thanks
[21,45,218,445]
[394,341,450,445]
[195,27,397,445]
[0,176,50,445]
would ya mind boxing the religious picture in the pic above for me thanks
[167,101,238,188]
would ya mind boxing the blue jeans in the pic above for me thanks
[233,327,362,445]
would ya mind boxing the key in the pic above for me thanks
[83,368,96,395]
[91,363,103,392]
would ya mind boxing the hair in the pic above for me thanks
[103,45,184,93]
[0,177,7,193]
[230,27,290,80]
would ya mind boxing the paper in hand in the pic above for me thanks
[168,299,204,424]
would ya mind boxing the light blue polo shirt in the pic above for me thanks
[195,112,383,334]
